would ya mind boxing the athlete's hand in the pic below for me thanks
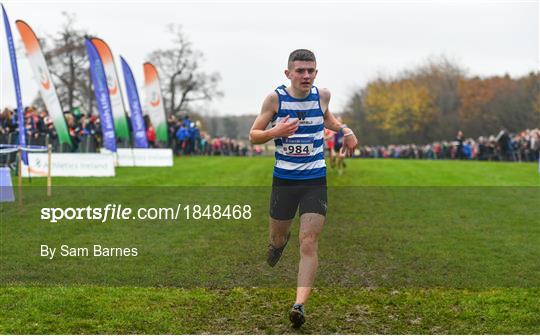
[270,115,299,138]
[342,127,358,157]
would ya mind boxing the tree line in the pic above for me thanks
[342,58,539,145]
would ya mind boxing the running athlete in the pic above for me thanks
[324,127,336,168]
[334,116,347,175]
[249,49,358,328]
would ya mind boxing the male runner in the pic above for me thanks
[249,49,358,328]
[334,116,347,175]
[324,127,336,168]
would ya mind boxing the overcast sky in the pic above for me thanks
[1,0,538,116]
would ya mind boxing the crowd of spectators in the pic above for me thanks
[357,129,540,162]
[0,106,264,156]
[1,106,103,151]
[166,114,262,157]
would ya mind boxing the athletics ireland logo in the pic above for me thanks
[38,66,50,90]
[107,75,118,95]
[150,91,160,107]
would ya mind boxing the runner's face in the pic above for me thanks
[286,61,317,93]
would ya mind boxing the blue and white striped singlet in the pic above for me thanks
[272,85,326,180]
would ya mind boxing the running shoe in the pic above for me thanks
[289,303,305,328]
[266,232,290,267]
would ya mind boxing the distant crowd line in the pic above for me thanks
[165,114,263,157]
[1,106,539,162]
[355,129,540,162]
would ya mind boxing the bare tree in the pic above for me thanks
[147,24,223,117]
[34,12,93,115]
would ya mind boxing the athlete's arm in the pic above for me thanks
[320,88,358,155]
[249,92,299,144]
[320,88,345,132]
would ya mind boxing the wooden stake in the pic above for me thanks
[17,147,22,206]
[47,144,52,196]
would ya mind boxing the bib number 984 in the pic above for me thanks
[284,144,310,155]
[282,137,314,157]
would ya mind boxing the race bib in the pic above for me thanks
[282,137,314,157]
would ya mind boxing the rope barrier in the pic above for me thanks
[0,148,19,154]
[0,144,48,149]
[0,144,48,154]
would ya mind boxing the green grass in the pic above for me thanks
[2,157,540,334]
[1,287,539,334]
[16,156,540,186]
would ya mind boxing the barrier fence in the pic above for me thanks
[0,144,51,204]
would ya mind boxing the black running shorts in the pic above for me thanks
[269,176,328,220]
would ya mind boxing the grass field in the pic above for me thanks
[2,157,539,334]
[15,156,540,186]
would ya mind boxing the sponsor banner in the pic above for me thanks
[131,148,173,166]
[2,5,27,164]
[101,148,173,167]
[100,148,134,166]
[90,38,130,140]
[22,153,115,177]
[15,20,72,147]
[85,39,117,152]
[120,57,148,148]
[143,62,168,143]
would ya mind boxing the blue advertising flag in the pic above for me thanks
[2,4,27,164]
[120,57,148,148]
[85,39,117,152]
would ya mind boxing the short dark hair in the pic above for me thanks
[288,49,316,68]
